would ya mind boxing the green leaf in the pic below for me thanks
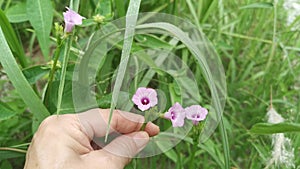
[96,0,112,16]
[169,82,182,104]
[56,37,73,115]
[70,0,80,12]
[0,9,28,67]
[240,2,273,9]
[106,0,141,142]
[135,34,173,49]
[5,2,28,23]
[115,0,125,17]
[48,80,75,114]
[27,0,53,59]
[23,66,50,84]
[250,122,300,134]
[97,94,112,109]
[0,150,25,161]
[0,102,16,121]
[156,141,178,163]
[81,19,97,27]
[0,160,13,169]
[0,27,50,130]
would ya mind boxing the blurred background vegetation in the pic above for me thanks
[0,0,299,168]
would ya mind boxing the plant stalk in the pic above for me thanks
[56,35,73,115]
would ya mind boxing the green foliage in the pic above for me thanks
[250,122,300,134]
[106,0,141,142]
[0,102,16,121]
[0,27,50,129]
[5,2,28,23]
[240,2,273,9]
[0,9,27,67]
[0,0,300,168]
[27,0,53,59]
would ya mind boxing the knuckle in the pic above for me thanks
[39,115,56,128]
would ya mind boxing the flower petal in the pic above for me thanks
[132,87,158,111]
[172,111,185,127]
[63,7,85,32]
[138,104,151,111]
[165,102,186,127]
[185,105,208,125]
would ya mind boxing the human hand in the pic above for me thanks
[24,108,160,169]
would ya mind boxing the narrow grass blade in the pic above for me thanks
[70,0,80,12]
[250,122,300,134]
[240,2,273,9]
[186,0,201,28]
[201,0,217,23]
[0,9,27,67]
[105,0,141,142]
[0,27,50,128]
[266,1,277,70]
[219,118,230,169]
[56,37,73,115]
[27,0,53,59]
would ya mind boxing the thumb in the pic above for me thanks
[88,131,149,168]
[104,131,149,158]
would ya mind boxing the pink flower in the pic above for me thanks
[185,105,208,125]
[164,102,186,127]
[63,7,85,32]
[132,87,158,111]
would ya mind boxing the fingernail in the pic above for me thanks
[133,132,149,148]
[147,122,160,131]
[145,122,160,136]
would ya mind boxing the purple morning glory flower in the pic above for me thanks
[164,102,186,127]
[185,105,208,125]
[132,87,158,111]
[63,7,85,32]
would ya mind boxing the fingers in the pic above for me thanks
[83,131,149,168]
[145,122,160,136]
[77,108,159,139]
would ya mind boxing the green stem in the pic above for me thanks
[220,117,230,169]
[189,127,199,169]
[56,35,73,115]
[266,0,277,70]
[0,147,27,154]
[44,38,63,108]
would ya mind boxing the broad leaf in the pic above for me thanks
[6,2,28,23]
[27,0,53,58]
[0,102,16,121]
[23,66,50,84]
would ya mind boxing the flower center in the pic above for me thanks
[141,97,150,105]
[171,111,176,120]
[192,114,200,119]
